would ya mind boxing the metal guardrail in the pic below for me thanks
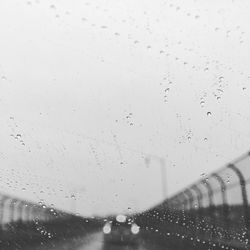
[162,151,250,248]
[0,193,89,247]
[0,194,68,229]
[134,151,250,250]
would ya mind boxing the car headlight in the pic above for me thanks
[116,214,127,223]
[103,223,111,234]
[131,223,140,234]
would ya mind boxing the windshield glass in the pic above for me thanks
[1,0,250,249]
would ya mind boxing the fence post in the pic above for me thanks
[228,164,250,246]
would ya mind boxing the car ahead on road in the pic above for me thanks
[103,214,140,245]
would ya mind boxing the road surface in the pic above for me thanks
[22,231,171,250]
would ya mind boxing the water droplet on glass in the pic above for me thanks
[207,112,211,116]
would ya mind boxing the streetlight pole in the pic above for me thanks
[160,158,167,199]
[145,155,167,200]
[70,187,85,214]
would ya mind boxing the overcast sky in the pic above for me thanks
[1,0,250,216]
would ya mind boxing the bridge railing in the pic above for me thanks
[0,194,68,228]
[164,151,250,248]
[134,151,250,250]
[0,193,94,246]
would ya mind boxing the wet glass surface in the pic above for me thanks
[1,0,250,249]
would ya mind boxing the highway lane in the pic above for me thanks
[21,231,172,250]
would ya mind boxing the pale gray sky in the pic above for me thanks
[1,0,250,216]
